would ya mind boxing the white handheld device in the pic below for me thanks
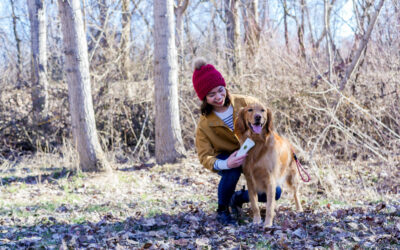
[236,138,255,157]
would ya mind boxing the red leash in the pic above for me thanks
[292,150,311,182]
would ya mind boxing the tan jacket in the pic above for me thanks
[195,94,260,172]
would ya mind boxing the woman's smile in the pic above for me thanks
[206,86,227,110]
[215,100,224,105]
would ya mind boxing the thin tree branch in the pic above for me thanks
[340,0,385,91]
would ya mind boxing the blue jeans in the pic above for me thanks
[217,153,282,206]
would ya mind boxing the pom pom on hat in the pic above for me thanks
[193,57,207,70]
[192,58,226,100]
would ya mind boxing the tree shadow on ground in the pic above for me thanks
[0,167,73,186]
[116,163,156,172]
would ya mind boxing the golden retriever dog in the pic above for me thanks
[234,103,303,227]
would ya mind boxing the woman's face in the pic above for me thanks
[205,86,226,109]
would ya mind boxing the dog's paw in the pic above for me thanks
[263,221,273,228]
[252,216,262,224]
[296,204,304,212]
[263,217,273,228]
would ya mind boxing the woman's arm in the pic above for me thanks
[195,127,219,172]
[196,127,246,171]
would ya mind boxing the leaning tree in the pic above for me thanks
[58,0,110,172]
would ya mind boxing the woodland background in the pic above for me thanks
[0,0,399,248]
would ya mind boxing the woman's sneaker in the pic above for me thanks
[217,206,237,226]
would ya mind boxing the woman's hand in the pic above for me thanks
[227,150,247,169]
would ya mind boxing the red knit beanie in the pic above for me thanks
[192,58,226,100]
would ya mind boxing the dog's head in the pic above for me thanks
[234,103,273,140]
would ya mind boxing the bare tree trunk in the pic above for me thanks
[324,0,333,82]
[282,0,289,51]
[98,0,109,48]
[315,0,336,50]
[82,0,87,32]
[340,0,385,90]
[174,0,189,80]
[233,0,241,75]
[249,0,259,37]
[174,0,189,57]
[304,0,315,48]
[242,0,260,55]
[10,0,23,82]
[260,0,270,31]
[120,0,131,79]
[27,0,49,125]
[153,0,186,164]
[298,0,306,59]
[58,0,110,172]
[224,0,241,75]
[395,0,400,27]
[212,16,219,58]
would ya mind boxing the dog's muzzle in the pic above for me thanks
[249,121,264,134]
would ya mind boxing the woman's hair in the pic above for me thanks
[200,88,231,116]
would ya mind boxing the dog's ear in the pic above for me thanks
[265,108,274,134]
[234,107,247,139]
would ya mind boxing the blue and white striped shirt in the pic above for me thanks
[213,105,234,171]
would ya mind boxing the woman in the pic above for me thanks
[192,58,282,225]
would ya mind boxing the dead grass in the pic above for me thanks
[1,147,398,218]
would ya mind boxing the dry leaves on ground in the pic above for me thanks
[0,153,399,249]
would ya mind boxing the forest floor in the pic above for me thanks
[0,151,399,249]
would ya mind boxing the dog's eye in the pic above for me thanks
[261,109,265,112]
[248,109,253,112]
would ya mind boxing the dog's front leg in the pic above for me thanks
[264,177,276,228]
[245,176,261,224]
